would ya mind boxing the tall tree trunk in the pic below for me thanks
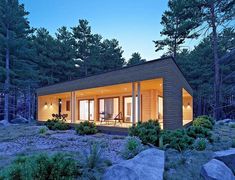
[210,2,220,120]
[27,85,31,122]
[197,95,202,116]
[4,27,10,122]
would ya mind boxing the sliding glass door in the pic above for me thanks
[79,100,94,121]
[123,97,138,123]
[99,98,119,121]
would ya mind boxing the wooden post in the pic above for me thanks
[137,82,141,123]
[132,82,136,126]
[71,91,76,123]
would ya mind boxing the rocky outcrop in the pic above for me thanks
[102,148,165,180]
[216,119,235,125]
[214,148,235,174]
[201,159,234,180]
[11,116,29,124]
[201,148,235,180]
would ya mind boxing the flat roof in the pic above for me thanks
[37,56,193,96]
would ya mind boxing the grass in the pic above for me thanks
[164,124,235,180]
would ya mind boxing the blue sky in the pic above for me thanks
[20,0,169,60]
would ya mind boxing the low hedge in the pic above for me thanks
[160,129,194,151]
[45,118,70,130]
[129,120,161,146]
[193,117,213,130]
[76,121,98,135]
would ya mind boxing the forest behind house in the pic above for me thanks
[0,0,234,123]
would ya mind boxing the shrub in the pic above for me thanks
[0,153,79,180]
[193,138,208,151]
[230,124,235,128]
[45,118,70,130]
[121,136,144,159]
[186,126,212,141]
[232,139,235,148]
[79,143,110,179]
[38,126,48,134]
[161,129,194,151]
[197,115,215,125]
[76,121,98,135]
[193,117,213,130]
[128,120,161,146]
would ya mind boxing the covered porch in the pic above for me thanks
[37,77,193,129]
[38,78,164,128]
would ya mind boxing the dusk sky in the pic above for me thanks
[20,0,170,60]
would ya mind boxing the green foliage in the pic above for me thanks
[0,153,79,180]
[230,124,235,128]
[45,118,70,130]
[121,136,144,159]
[232,139,235,148]
[76,121,98,135]
[197,115,215,125]
[193,138,208,151]
[79,143,110,179]
[128,120,161,146]
[154,0,201,58]
[127,52,146,66]
[186,126,212,141]
[38,126,48,134]
[193,117,213,130]
[161,130,194,151]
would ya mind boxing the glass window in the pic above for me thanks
[99,98,119,121]
[124,97,138,122]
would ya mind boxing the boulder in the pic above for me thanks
[11,116,29,124]
[214,148,235,174]
[0,120,10,126]
[216,119,235,125]
[201,159,235,180]
[102,148,165,180]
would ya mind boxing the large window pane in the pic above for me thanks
[79,100,89,120]
[124,97,138,122]
[99,98,119,120]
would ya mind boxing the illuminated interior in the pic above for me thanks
[182,88,193,125]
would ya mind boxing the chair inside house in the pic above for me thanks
[100,112,123,126]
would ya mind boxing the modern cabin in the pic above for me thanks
[37,57,193,130]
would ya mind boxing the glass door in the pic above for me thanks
[123,97,138,123]
[99,98,119,121]
[79,100,94,121]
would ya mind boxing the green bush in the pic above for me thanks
[79,143,111,179]
[128,120,161,146]
[45,118,70,130]
[193,138,208,151]
[232,139,235,148]
[186,126,212,142]
[193,117,213,130]
[230,124,235,128]
[197,115,215,125]
[38,126,48,134]
[121,136,144,159]
[161,130,194,151]
[0,153,79,180]
[76,121,98,135]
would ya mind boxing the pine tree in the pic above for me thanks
[154,0,201,59]
[32,28,58,86]
[55,26,77,81]
[0,0,33,122]
[127,52,146,66]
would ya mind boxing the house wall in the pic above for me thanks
[38,89,162,123]
[183,96,193,125]
[38,96,71,121]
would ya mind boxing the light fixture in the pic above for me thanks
[50,102,53,107]
[187,102,190,108]
[44,102,47,106]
